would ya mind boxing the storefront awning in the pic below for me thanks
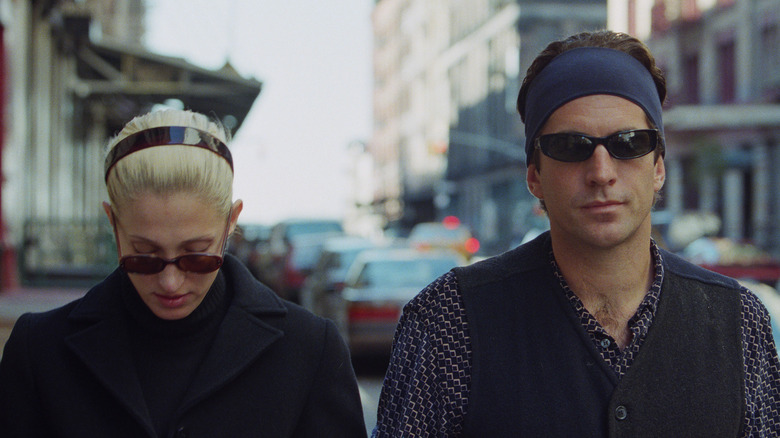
[71,40,262,130]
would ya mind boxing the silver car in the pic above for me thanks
[336,247,467,357]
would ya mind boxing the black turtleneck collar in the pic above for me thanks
[120,271,231,338]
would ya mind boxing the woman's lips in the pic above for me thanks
[154,293,188,308]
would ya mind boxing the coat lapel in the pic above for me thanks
[61,258,287,433]
[178,306,285,412]
[64,271,155,437]
[178,256,288,412]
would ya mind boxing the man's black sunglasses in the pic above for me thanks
[534,129,660,163]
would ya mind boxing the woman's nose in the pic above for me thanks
[157,263,186,292]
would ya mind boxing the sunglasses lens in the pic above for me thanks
[538,130,658,162]
[121,256,166,274]
[608,130,656,159]
[177,255,224,273]
[120,254,223,274]
[539,134,594,162]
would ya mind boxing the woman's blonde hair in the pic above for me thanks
[105,109,234,215]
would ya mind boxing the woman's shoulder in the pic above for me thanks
[281,299,333,329]
[265,294,337,343]
[2,296,88,363]
[223,257,335,335]
[11,298,80,331]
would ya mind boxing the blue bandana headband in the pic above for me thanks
[523,47,664,164]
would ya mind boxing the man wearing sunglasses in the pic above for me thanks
[374,30,780,437]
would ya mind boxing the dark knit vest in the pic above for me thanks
[455,233,744,437]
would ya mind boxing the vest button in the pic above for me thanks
[600,338,611,348]
[615,405,628,421]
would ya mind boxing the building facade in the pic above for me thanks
[371,0,606,253]
[1,0,261,287]
[611,0,780,257]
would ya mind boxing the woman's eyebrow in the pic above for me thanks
[127,234,215,245]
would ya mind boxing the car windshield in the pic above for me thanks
[357,257,457,288]
[290,242,325,270]
[326,248,366,270]
[286,221,343,238]
[409,224,468,241]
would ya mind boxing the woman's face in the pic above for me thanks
[105,193,241,320]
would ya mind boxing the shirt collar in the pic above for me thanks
[550,239,665,334]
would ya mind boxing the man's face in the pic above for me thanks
[526,94,665,250]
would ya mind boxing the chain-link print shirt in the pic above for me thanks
[373,242,780,437]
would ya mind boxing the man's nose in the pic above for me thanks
[585,144,618,186]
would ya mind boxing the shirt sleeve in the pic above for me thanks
[740,286,780,436]
[372,271,472,438]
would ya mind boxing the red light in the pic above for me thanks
[465,237,480,254]
[442,216,460,229]
[348,304,401,322]
[283,267,306,288]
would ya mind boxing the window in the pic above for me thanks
[761,23,780,93]
[717,39,736,103]
[682,54,700,104]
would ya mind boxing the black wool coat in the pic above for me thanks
[0,255,367,438]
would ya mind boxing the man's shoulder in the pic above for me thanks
[661,248,743,290]
[454,231,551,290]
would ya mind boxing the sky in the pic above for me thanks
[144,0,374,225]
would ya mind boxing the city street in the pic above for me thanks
[0,287,86,355]
[357,357,388,435]
[359,376,382,435]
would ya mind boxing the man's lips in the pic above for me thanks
[581,200,623,210]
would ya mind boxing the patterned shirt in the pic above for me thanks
[552,244,664,378]
[373,242,780,437]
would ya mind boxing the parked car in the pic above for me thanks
[299,235,377,317]
[227,223,271,283]
[260,218,345,302]
[334,247,467,357]
[408,217,480,260]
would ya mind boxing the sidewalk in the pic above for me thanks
[0,286,87,354]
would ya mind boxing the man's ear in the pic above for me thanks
[654,156,666,193]
[526,164,544,200]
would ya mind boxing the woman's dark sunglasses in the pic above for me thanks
[112,210,231,275]
[534,129,659,163]
[120,253,224,275]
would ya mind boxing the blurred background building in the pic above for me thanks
[610,0,780,260]
[369,0,607,254]
[2,0,780,288]
[0,0,261,288]
[366,0,780,260]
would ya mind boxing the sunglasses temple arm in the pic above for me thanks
[109,210,124,261]
[219,208,233,257]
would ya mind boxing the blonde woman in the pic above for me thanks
[0,109,367,437]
